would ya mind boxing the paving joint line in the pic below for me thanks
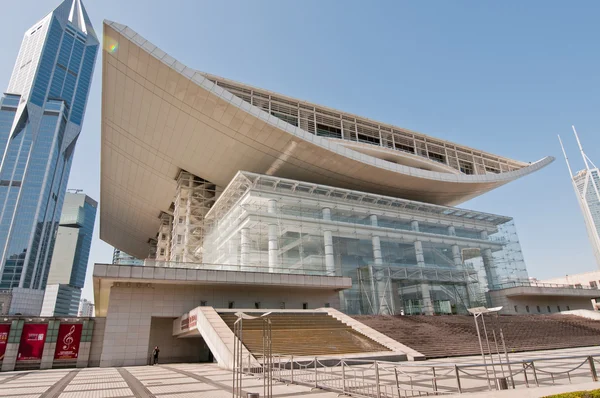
[0,372,30,384]
[160,365,251,395]
[118,367,156,398]
[40,369,80,398]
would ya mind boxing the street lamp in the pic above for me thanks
[467,306,512,390]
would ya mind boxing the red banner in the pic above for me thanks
[0,324,10,361]
[17,324,47,361]
[54,324,82,360]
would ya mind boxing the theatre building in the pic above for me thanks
[84,19,566,368]
[12,18,598,371]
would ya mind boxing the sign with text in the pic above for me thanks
[0,324,10,361]
[17,324,47,361]
[54,324,82,360]
[180,312,197,331]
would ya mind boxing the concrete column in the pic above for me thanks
[322,208,335,275]
[448,225,456,236]
[421,282,434,315]
[370,215,383,265]
[240,227,250,269]
[370,214,390,314]
[372,236,383,265]
[76,342,92,368]
[411,219,432,314]
[0,343,18,371]
[452,244,462,267]
[411,220,420,232]
[40,341,56,369]
[414,240,425,266]
[267,199,279,272]
[480,230,489,240]
[370,214,378,227]
[482,248,498,288]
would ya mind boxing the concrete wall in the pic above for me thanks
[88,317,106,367]
[99,283,339,367]
[148,317,209,364]
[489,292,594,315]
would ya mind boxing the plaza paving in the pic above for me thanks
[0,363,339,398]
[1,347,600,397]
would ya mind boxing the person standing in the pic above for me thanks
[152,346,160,365]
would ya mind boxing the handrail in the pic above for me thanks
[491,281,600,291]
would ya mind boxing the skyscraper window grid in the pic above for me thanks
[0,0,97,315]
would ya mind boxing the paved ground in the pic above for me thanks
[0,363,340,398]
[1,347,600,397]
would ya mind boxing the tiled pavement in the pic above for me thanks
[0,363,339,398]
[3,347,600,398]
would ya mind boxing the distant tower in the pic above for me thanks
[0,0,97,315]
[559,127,600,268]
[40,191,97,316]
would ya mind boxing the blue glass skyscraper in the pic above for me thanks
[0,0,97,314]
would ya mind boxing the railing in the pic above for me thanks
[136,260,338,276]
[491,281,600,291]
[245,353,600,397]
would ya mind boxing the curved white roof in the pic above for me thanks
[100,21,553,258]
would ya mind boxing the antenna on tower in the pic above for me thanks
[558,134,574,177]
[572,125,598,170]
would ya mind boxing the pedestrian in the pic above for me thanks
[152,346,160,365]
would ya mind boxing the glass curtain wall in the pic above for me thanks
[201,172,530,315]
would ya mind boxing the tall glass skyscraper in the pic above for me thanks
[0,0,97,313]
[41,191,97,316]
[559,128,600,269]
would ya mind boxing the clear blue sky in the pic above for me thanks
[1,1,599,302]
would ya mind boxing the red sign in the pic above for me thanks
[17,324,47,361]
[54,324,82,360]
[0,324,10,361]
[180,313,197,330]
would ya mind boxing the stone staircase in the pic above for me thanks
[219,312,389,357]
[354,314,600,358]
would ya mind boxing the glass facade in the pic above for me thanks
[41,193,97,316]
[53,193,97,288]
[112,249,144,266]
[184,172,530,315]
[0,0,97,302]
